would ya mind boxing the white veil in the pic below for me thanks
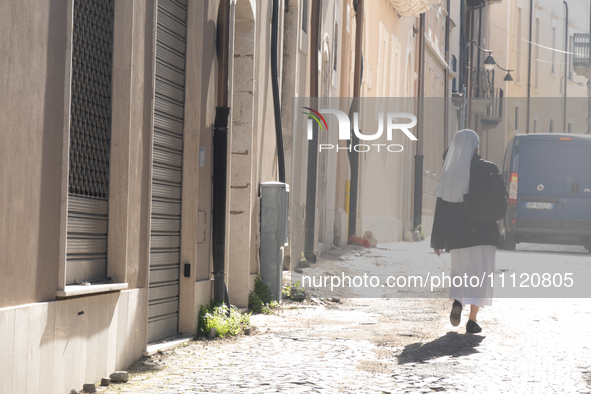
[432,129,479,202]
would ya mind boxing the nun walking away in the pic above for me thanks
[431,129,500,334]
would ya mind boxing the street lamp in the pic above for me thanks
[484,55,496,71]
[466,40,493,55]
[466,40,512,75]
[496,64,514,82]
[463,40,513,129]
[465,40,495,98]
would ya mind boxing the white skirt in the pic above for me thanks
[449,245,496,308]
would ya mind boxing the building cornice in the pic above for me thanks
[388,0,443,17]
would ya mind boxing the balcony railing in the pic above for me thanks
[472,67,495,100]
[470,67,503,122]
[573,33,591,65]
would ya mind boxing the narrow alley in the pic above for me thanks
[96,241,591,394]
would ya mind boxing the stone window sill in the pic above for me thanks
[56,282,128,298]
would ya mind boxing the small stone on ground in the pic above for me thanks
[109,371,128,383]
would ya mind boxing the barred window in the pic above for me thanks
[65,0,115,286]
[69,0,114,200]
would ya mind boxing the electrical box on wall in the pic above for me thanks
[259,182,289,302]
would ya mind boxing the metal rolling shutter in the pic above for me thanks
[66,0,114,285]
[148,0,187,342]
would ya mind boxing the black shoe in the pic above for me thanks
[449,300,462,327]
[466,320,482,333]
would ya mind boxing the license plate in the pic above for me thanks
[525,202,554,210]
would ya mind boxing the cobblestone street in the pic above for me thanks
[96,242,591,394]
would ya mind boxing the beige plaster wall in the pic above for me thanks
[127,0,155,292]
[355,2,452,241]
[421,47,447,236]
[190,0,286,309]
[335,0,353,186]
[228,1,257,308]
[0,0,156,307]
[0,1,216,388]
[249,0,285,280]
[287,0,313,268]
[0,0,68,307]
[178,0,208,335]
[0,289,147,394]
[356,1,419,242]
[109,0,154,290]
[195,0,218,291]
[333,0,354,247]
[489,0,591,168]
[280,0,301,263]
[289,0,352,258]
[252,1,280,187]
[493,0,589,99]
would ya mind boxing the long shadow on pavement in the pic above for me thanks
[397,332,484,364]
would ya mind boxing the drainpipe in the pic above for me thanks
[476,7,482,148]
[465,8,473,129]
[212,0,231,303]
[348,0,364,238]
[303,0,321,263]
[459,0,465,94]
[526,0,533,134]
[412,13,425,230]
[563,1,569,133]
[271,0,286,183]
[588,0,591,135]
[444,0,450,149]
[458,0,467,130]
[476,8,482,70]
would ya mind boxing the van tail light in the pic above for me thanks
[509,172,518,205]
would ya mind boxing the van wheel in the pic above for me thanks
[504,234,516,251]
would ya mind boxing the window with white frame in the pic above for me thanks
[569,35,574,79]
[517,8,522,82]
[381,30,389,97]
[551,26,556,74]
[389,35,401,98]
[535,18,539,89]
[377,22,390,98]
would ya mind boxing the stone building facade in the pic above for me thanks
[0,0,283,392]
